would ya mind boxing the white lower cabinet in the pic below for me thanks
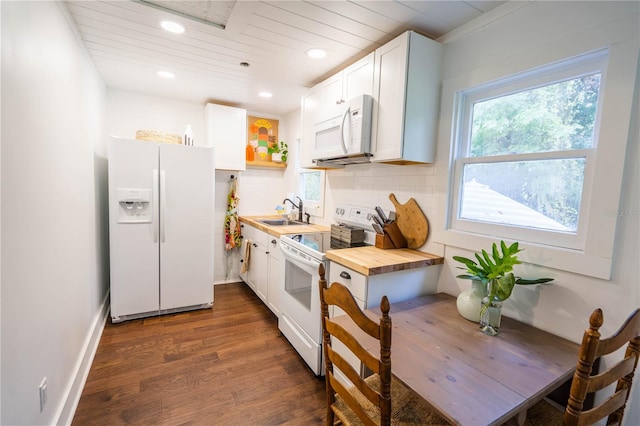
[249,239,268,301]
[239,236,249,283]
[239,223,281,316]
[267,236,281,316]
[328,260,440,385]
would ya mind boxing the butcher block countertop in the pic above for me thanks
[239,216,329,237]
[326,246,444,276]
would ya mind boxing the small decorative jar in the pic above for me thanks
[245,144,255,161]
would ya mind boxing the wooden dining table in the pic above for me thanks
[331,293,580,425]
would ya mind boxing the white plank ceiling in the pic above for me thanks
[65,0,506,116]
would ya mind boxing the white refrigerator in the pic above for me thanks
[108,137,215,322]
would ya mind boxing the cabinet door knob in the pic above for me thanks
[339,271,351,280]
[271,239,277,245]
[252,243,258,247]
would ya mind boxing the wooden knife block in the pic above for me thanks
[375,222,407,249]
[375,233,395,249]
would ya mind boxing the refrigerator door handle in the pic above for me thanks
[153,169,159,243]
[160,170,166,243]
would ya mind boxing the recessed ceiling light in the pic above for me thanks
[306,48,327,59]
[259,92,273,98]
[160,20,185,34]
[157,71,175,79]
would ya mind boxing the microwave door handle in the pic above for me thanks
[340,104,350,154]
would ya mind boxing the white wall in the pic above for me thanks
[319,163,443,255]
[0,4,4,423]
[310,1,640,326]
[284,2,640,423]
[1,2,108,425]
[107,89,205,143]
[2,2,635,424]
[435,0,639,326]
[230,110,299,281]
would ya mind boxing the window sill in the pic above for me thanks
[433,228,613,280]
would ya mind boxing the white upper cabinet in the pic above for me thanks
[205,103,247,170]
[300,86,321,168]
[300,53,374,168]
[318,52,375,124]
[371,31,443,164]
[343,52,375,100]
[318,73,344,124]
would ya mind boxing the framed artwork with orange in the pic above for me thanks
[248,116,278,162]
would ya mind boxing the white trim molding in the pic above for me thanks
[55,292,110,425]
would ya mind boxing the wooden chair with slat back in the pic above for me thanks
[525,307,640,426]
[318,264,448,426]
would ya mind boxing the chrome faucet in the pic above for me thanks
[282,197,305,223]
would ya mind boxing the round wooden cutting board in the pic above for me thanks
[389,193,429,248]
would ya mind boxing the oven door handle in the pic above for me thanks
[282,248,321,270]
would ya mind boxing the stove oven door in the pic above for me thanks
[278,246,325,375]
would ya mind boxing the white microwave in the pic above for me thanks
[312,94,373,166]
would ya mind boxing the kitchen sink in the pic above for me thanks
[258,219,307,226]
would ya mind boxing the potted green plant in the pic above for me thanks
[279,140,288,163]
[271,140,288,163]
[453,240,553,335]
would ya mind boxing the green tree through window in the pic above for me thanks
[462,73,601,230]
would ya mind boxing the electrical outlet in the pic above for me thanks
[39,377,47,412]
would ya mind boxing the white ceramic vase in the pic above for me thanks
[456,280,487,322]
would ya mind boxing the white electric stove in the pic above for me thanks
[277,204,387,375]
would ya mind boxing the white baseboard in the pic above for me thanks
[54,291,110,425]
[213,279,243,285]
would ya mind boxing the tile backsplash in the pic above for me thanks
[323,162,444,256]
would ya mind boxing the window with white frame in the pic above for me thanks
[449,51,607,251]
[299,170,326,218]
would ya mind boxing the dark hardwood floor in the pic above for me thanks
[73,283,326,425]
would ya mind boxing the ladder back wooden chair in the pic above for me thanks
[525,307,640,426]
[318,264,447,426]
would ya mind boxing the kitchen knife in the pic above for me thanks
[388,211,396,222]
[372,223,384,234]
[372,215,384,228]
[375,206,388,224]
